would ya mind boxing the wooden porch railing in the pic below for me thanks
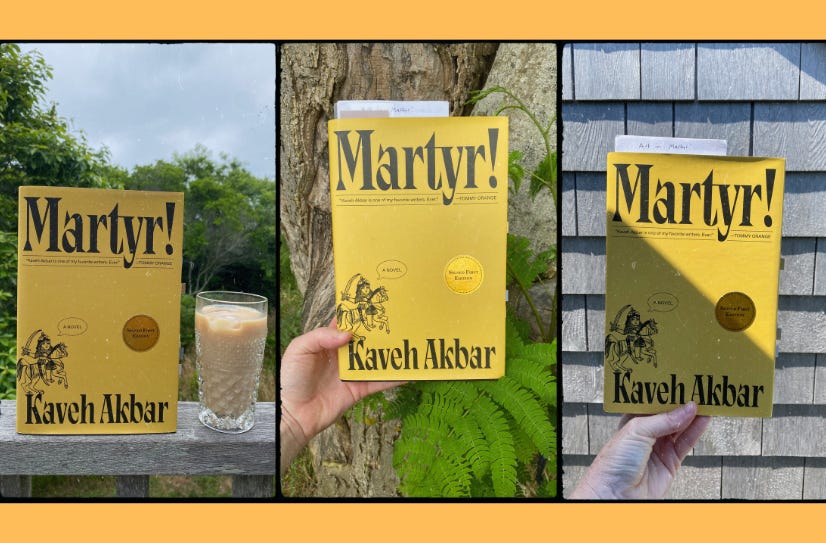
[0,400,275,498]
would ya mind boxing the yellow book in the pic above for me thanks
[16,186,184,433]
[329,116,508,380]
[604,152,784,417]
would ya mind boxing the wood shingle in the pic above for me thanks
[697,43,801,101]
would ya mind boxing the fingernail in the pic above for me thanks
[681,401,697,415]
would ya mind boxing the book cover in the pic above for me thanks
[604,152,784,417]
[328,116,508,380]
[16,186,184,433]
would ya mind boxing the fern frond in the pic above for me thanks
[507,233,553,288]
[394,411,475,498]
[519,340,556,369]
[529,151,558,198]
[508,150,525,193]
[429,381,477,412]
[471,395,517,497]
[505,311,527,358]
[507,356,556,406]
[426,382,491,479]
[447,409,490,478]
[470,476,496,497]
[393,384,493,497]
[479,376,554,458]
[393,412,449,492]
[510,420,538,465]
[423,454,473,497]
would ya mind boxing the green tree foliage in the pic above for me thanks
[0,44,110,231]
[122,146,275,302]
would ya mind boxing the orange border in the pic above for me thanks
[3,1,826,542]
[4,503,826,540]
[1,0,824,40]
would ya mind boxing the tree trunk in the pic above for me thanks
[279,42,498,496]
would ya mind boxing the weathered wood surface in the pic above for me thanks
[721,456,804,500]
[572,43,640,101]
[800,43,826,99]
[674,103,752,155]
[815,355,826,403]
[627,102,673,137]
[697,43,801,101]
[803,458,826,499]
[561,174,576,236]
[641,43,695,101]
[763,404,826,456]
[754,103,826,171]
[570,174,605,236]
[561,103,624,171]
[0,401,275,475]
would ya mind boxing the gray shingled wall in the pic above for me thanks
[561,42,826,499]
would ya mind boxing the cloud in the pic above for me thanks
[18,43,275,180]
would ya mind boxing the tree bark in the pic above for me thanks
[279,42,498,496]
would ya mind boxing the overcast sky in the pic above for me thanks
[18,43,276,180]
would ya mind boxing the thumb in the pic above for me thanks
[626,402,699,440]
[284,326,352,358]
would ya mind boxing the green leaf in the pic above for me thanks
[473,395,517,497]
[505,312,527,358]
[508,150,525,193]
[479,377,555,458]
[529,152,557,199]
[507,355,556,406]
[507,234,554,288]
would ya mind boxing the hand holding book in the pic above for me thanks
[279,320,405,471]
[570,402,710,500]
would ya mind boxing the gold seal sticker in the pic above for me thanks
[444,255,484,294]
[122,315,160,352]
[715,292,756,332]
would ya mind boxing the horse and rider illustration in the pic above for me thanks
[336,273,391,341]
[605,305,659,373]
[17,329,70,397]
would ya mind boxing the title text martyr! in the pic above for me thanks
[21,196,178,269]
[332,128,502,206]
[610,162,779,242]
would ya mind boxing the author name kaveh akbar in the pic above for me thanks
[612,372,766,408]
[23,393,169,425]
[348,338,496,371]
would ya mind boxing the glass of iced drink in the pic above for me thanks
[195,291,268,433]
